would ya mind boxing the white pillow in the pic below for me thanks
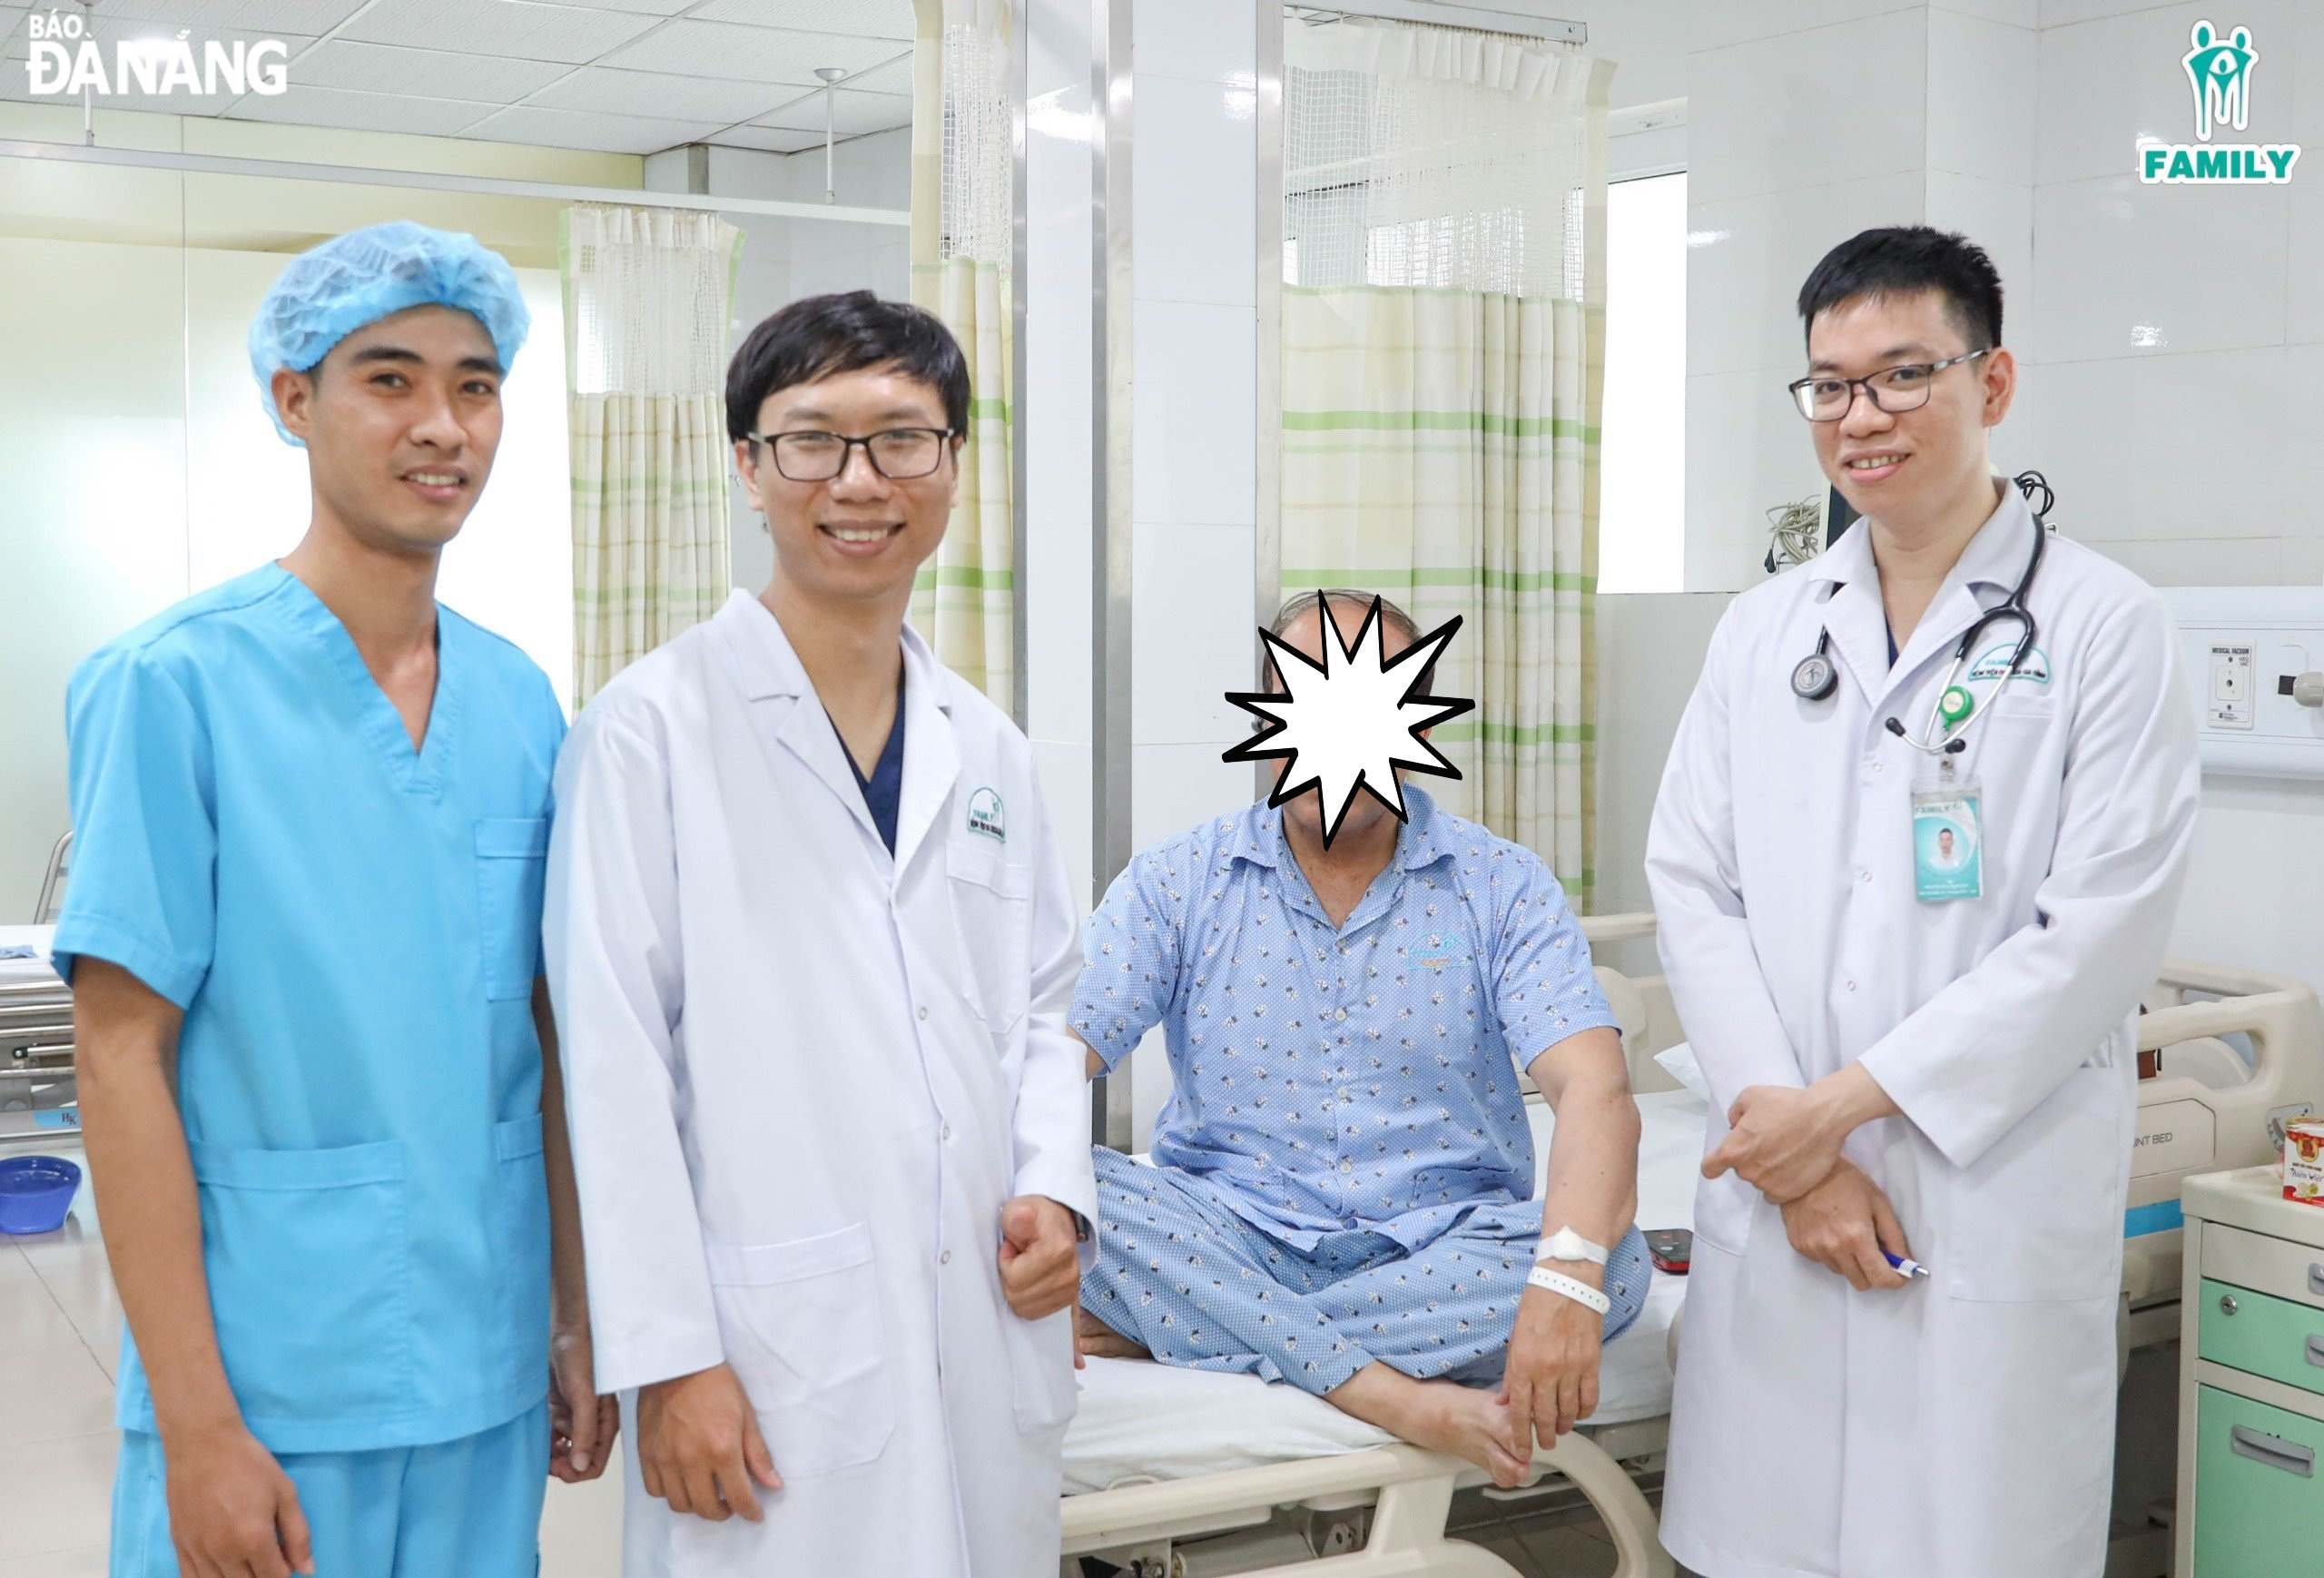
[1653,1040,1711,1102]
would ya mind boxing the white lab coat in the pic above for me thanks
[545,591,1096,1577]
[1647,485,2199,1578]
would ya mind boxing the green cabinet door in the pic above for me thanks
[2201,1278,2324,1398]
[2193,1386,2324,1575]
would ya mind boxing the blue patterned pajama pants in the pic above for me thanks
[1082,1147,1650,1396]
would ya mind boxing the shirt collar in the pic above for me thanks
[1233,784,1452,873]
[714,588,954,716]
[1804,476,2029,596]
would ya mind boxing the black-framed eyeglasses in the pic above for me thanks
[1787,348,1991,422]
[745,427,957,481]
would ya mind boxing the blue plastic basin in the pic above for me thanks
[0,1156,82,1235]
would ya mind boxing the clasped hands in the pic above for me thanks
[1700,1067,1915,1292]
[636,1196,1082,1523]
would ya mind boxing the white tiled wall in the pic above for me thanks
[1682,4,1941,588]
[2024,2,2315,582]
[1685,0,2322,590]
[1125,0,1260,824]
[1027,0,1098,910]
[1123,0,1262,1147]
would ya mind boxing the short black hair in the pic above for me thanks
[1796,227,2004,354]
[724,290,970,444]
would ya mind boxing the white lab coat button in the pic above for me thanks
[940,1124,951,1141]
[1871,761,1885,775]
[1858,868,1872,883]
[917,1005,929,1021]
[940,1249,952,1265]
[1844,980,1857,992]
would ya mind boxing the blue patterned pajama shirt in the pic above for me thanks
[1072,789,1648,1396]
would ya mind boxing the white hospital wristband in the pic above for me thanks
[1527,1265,1612,1317]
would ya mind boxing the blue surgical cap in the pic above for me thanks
[249,221,531,446]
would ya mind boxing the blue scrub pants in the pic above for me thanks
[110,1402,548,1577]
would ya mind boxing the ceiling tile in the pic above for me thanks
[295,37,568,102]
[598,19,901,85]
[64,0,369,32]
[340,0,664,65]
[517,0,694,12]
[461,101,721,153]
[757,86,911,137]
[753,85,910,137]
[523,64,784,123]
[689,0,916,40]
[832,50,913,95]
[225,80,497,134]
[711,122,824,155]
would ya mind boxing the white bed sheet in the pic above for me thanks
[0,925,60,987]
[1063,1089,1713,1495]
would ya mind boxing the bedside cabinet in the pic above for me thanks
[2177,1167,2324,1575]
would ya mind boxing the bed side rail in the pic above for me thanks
[1063,1432,1672,1575]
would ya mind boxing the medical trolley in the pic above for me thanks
[2175,1166,2324,1573]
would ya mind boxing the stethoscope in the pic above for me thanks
[1789,471,2054,756]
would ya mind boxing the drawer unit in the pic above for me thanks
[2179,1169,2324,1577]
[2201,1277,2324,1397]
[2193,1386,2324,1575]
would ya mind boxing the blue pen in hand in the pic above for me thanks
[1885,1251,1932,1280]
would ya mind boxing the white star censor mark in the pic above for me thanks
[1224,593,1473,847]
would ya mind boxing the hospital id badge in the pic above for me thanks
[1912,768,1983,903]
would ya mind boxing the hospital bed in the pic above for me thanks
[0,924,75,1150]
[1057,913,2323,1577]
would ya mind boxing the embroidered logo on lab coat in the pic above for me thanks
[967,786,1006,842]
[1965,644,2051,685]
[1405,931,1469,971]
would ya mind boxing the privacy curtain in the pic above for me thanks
[908,0,1015,712]
[563,203,743,708]
[1279,18,1610,907]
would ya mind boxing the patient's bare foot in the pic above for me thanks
[1076,1306,1153,1361]
[1325,1364,1530,1488]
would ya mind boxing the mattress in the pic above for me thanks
[0,925,61,987]
[1062,1088,1713,1495]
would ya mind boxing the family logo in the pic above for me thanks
[1965,644,2050,685]
[22,11,290,98]
[2140,20,2299,184]
[1405,932,1469,972]
[966,787,1006,842]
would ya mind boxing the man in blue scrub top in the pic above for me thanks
[53,222,614,1578]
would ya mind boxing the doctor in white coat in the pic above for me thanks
[546,291,1096,1575]
[1648,228,2198,1578]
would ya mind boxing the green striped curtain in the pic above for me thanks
[1281,285,1600,905]
[905,0,1014,711]
[909,251,1011,706]
[564,205,743,709]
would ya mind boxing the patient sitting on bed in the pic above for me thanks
[1069,591,1649,1488]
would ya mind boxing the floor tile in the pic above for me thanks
[0,1430,116,1562]
[540,1462,625,1578]
[0,1346,118,1447]
[0,1267,80,1355]
[1519,1523,1619,1575]
[0,1545,108,1576]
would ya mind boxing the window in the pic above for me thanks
[1597,171,1687,594]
